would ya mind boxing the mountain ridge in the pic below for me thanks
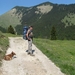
[0,2,75,39]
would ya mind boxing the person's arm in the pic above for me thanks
[26,30,31,40]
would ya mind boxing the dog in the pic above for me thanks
[4,51,16,61]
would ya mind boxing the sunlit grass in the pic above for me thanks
[34,38,75,75]
[0,32,9,66]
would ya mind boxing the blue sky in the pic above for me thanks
[0,0,75,15]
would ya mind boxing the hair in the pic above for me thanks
[29,26,33,28]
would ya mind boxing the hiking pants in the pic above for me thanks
[28,39,32,54]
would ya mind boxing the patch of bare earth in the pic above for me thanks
[0,37,65,75]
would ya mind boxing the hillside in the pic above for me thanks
[0,2,75,39]
[0,8,21,28]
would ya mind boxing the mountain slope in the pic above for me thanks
[0,8,21,29]
[0,2,75,39]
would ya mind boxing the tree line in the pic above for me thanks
[0,25,57,40]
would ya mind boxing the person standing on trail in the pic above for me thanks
[26,26,34,55]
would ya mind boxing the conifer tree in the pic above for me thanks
[8,25,15,34]
[51,26,57,40]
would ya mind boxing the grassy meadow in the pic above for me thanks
[34,38,75,75]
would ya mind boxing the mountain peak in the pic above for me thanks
[35,4,53,14]
[37,1,53,6]
[34,1,53,14]
[0,2,75,40]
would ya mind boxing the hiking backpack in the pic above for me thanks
[23,26,29,40]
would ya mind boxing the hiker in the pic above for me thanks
[26,26,34,55]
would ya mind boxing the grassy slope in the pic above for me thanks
[0,11,21,29]
[0,32,19,66]
[34,38,75,75]
[0,32,9,66]
[62,13,75,27]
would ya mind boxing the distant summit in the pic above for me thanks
[0,2,75,39]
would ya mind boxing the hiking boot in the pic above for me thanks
[27,52,30,55]
[30,54,35,56]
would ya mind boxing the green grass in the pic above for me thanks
[0,32,9,66]
[33,38,75,75]
[3,33,21,37]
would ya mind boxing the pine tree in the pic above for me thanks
[51,26,57,40]
[8,25,15,34]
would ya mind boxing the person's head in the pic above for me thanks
[29,26,33,30]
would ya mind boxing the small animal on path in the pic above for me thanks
[4,51,16,61]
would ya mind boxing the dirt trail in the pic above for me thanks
[0,37,65,75]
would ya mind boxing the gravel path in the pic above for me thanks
[0,37,65,75]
